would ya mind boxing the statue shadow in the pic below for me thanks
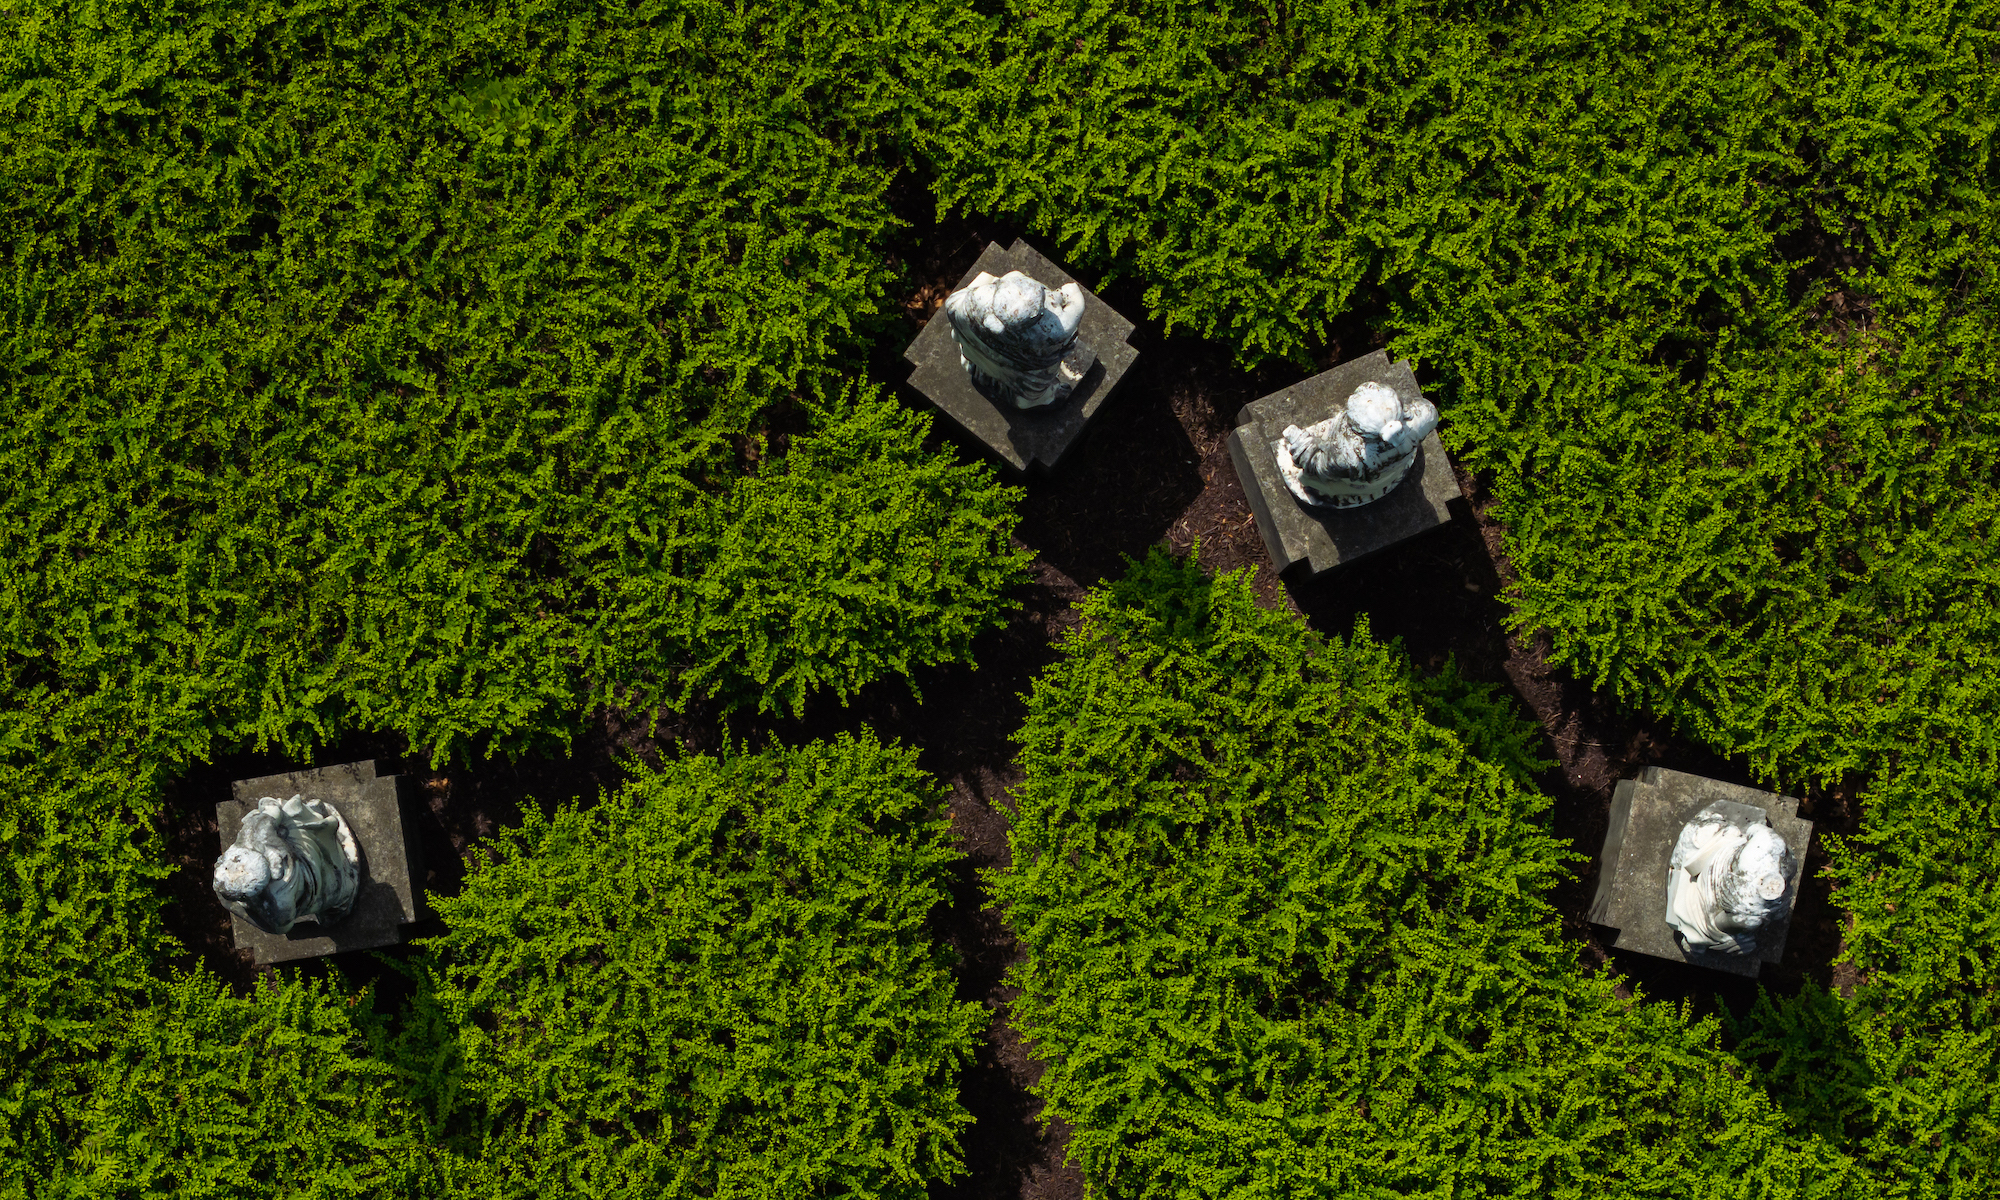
[1005,385,1206,591]
[1282,493,1509,679]
[892,253,1207,593]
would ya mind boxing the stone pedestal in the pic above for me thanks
[218,759,426,965]
[1588,766,1814,978]
[903,239,1139,474]
[1226,349,1458,580]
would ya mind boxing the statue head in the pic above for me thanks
[1712,824,1793,925]
[212,794,360,936]
[1343,381,1418,446]
[953,270,1084,343]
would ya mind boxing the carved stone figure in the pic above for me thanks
[212,794,361,936]
[1663,803,1796,955]
[1276,380,1439,508]
[943,269,1088,409]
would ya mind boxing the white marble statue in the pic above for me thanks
[212,794,361,936]
[1276,380,1439,508]
[944,269,1088,409]
[1664,805,1795,955]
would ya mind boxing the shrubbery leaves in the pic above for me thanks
[998,551,1860,1195]
[404,732,982,1198]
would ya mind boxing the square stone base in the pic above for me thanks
[902,239,1139,474]
[1227,349,1459,580]
[219,759,426,965]
[1587,766,1814,978]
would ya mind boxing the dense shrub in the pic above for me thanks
[396,731,982,1198]
[925,0,2000,784]
[5,0,1994,1188]
[2,3,1003,1192]
[0,750,178,1189]
[0,0,1021,766]
[59,972,432,1199]
[995,549,1858,1196]
[931,7,1999,1184]
[0,728,983,1197]
[1776,725,2000,1191]
[0,740,439,1197]
[674,388,1032,718]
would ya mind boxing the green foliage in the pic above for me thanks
[997,549,1856,1196]
[1723,975,2000,1200]
[3,3,1007,1192]
[0,0,1017,767]
[0,749,178,1191]
[1788,716,2000,1194]
[926,0,2000,785]
[930,9,2000,1183]
[675,387,1031,718]
[56,972,432,1199]
[401,731,982,1198]
[4,0,1995,1187]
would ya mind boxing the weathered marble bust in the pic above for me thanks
[212,794,361,936]
[1663,804,1796,955]
[1277,380,1439,508]
[944,269,1088,409]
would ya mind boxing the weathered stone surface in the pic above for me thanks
[1587,766,1814,978]
[944,269,1089,409]
[217,760,425,965]
[1276,378,1440,508]
[1665,801,1798,956]
[212,793,361,936]
[903,239,1138,474]
[1226,349,1458,579]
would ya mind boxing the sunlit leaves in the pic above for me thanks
[411,732,982,1198]
[996,551,1854,1196]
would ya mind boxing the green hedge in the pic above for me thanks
[1,0,1022,766]
[1774,728,2000,1190]
[3,733,983,1198]
[0,750,178,1190]
[0,742,440,1197]
[924,0,2000,784]
[930,5,1999,1186]
[397,732,982,1198]
[60,972,432,1199]
[675,387,1032,718]
[5,0,1996,1189]
[2,3,1004,1191]
[996,550,1865,1196]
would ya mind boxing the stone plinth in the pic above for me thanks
[1587,766,1814,978]
[218,759,426,965]
[1226,349,1458,580]
[903,239,1139,474]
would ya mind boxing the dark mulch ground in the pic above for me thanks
[155,198,1867,1199]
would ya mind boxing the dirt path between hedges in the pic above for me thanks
[154,203,1866,1200]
